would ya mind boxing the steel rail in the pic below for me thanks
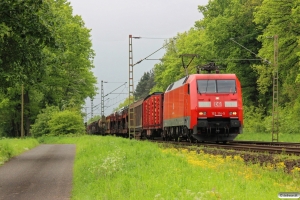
[152,140,300,155]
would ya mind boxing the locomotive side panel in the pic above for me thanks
[163,77,188,127]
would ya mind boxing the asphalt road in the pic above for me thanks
[0,144,76,200]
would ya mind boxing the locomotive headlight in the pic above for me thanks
[199,112,206,116]
[229,112,237,115]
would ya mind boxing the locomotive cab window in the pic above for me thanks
[197,79,236,93]
[217,80,236,93]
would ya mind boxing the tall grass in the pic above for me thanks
[42,136,300,200]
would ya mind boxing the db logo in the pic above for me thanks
[214,102,222,107]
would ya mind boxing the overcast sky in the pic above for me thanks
[68,0,209,120]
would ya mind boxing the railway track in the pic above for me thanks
[151,139,300,155]
[231,140,300,147]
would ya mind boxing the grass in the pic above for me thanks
[42,135,300,200]
[0,137,39,165]
[1,135,300,199]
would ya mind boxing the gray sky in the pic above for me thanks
[68,0,209,120]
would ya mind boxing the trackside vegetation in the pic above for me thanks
[40,136,299,200]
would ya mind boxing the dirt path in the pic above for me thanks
[0,144,76,200]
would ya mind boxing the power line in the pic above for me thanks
[92,84,128,109]
[104,82,127,97]
[133,38,176,67]
[229,38,270,64]
[132,36,169,40]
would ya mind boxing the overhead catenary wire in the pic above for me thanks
[133,38,176,67]
[104,82,127,97]
[132,37,169,40]
[229,38,270,64]
[93,84,128,111]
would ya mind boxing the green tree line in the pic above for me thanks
[0,0,97,137]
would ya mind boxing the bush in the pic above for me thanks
[31,106,60,137]
[243,105,266,133]
[48,110,85,135]
[276,100,300,134]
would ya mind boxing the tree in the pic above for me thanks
[0,0,56,137]
[134,71,155,100]
[196,0,263,107]
[254,0,300,106]
[0,0,97,137]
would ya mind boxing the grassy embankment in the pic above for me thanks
[1,135,300,199]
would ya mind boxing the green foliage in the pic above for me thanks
[243,102,300,135]
[243,105,266,133]
[197,0,263,107]
[113,97,132,112]
[151,32,206,93]
[48,110,85,135]
[254,0,300,106]
[87,115,101,125]
[277,97,300,134]
[30,106,60,137]
[0,0,97,137]
[134,71,155,100]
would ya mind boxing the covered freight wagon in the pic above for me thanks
[128,99,143,137]
[142,92,164,139]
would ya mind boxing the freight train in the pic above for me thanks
[87,67,243,143]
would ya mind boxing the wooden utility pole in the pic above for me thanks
[21,84,24,138]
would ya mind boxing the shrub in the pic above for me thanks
[48,110,85,135]
[243,105,266,133]
[31,106,60,137]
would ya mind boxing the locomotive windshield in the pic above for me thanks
[197,79,236,93]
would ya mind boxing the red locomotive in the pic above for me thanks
[89,65,243,143]
[163,73,243,142]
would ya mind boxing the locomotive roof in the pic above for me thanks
[193,73,237,79]
[165,74,237,92]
